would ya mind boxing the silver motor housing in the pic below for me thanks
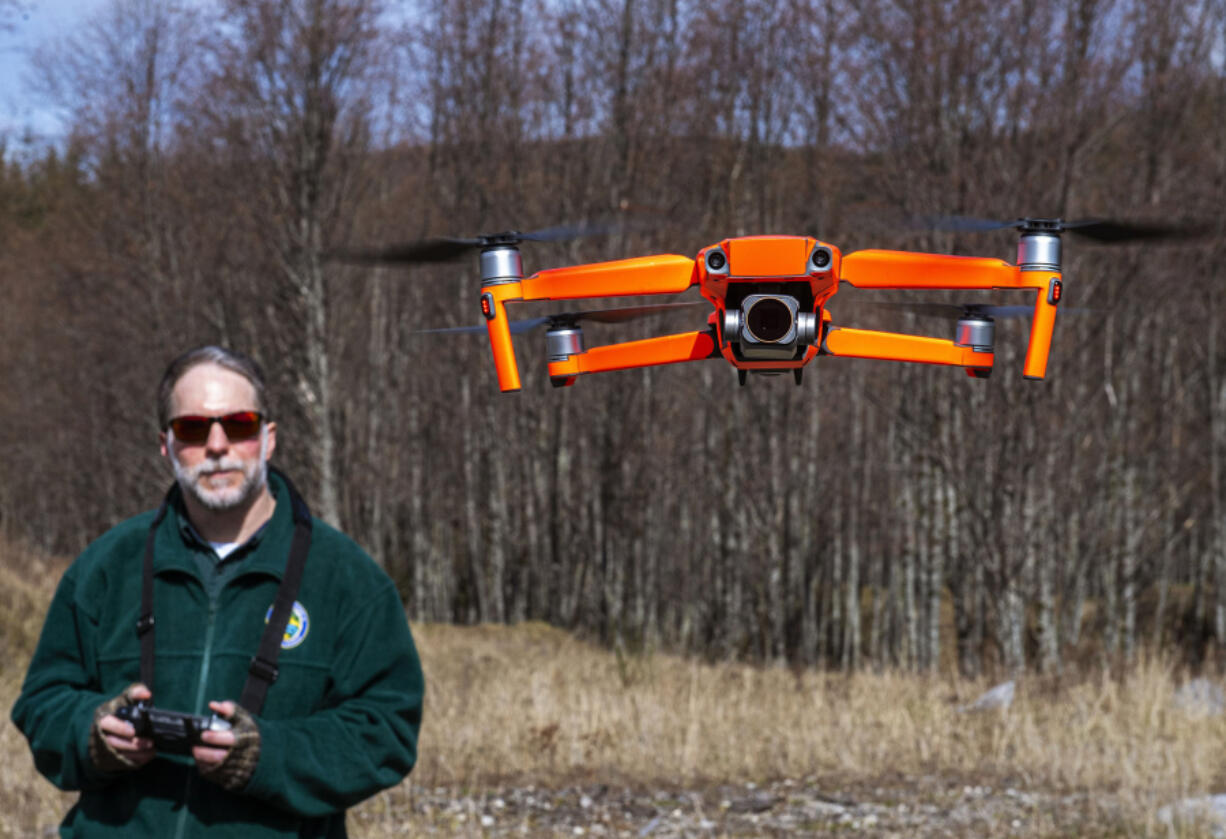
[954,317,994,353]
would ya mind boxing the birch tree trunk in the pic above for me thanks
[1210,286,1226,644]
[843,388,866,671]
[461,378,486,622]
[927,461,944,673]
[485,401,510,624]
[1037,447,1061,673]
[827,495,841,665]
[901,476,918,670]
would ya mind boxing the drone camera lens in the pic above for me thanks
[745,298,794,343]
[811,247,832,269]
[707,250,727,271]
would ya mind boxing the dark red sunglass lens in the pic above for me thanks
[169,417,213,444]
[218,412,262,440]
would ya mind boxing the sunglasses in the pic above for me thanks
[167,411,264,445]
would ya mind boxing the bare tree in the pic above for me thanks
[195,0,389,526]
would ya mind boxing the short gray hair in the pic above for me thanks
[157,346,268,430]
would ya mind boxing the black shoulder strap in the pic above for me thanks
[137,489,175,691]
[239,466,312,713]
[138,467,313,715]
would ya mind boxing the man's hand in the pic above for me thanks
[90,683,156,773]
[194,700,261,791]
[192,700,238,767]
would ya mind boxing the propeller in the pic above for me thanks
[327,222,623,266]
[920,215,1210,244]
[860,302,1034,321]
[859,301,1092,321]
[417,301,706,336]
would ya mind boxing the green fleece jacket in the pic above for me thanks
[11,473,424,838]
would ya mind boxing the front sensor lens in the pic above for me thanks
[707,250,726,271]
[812,248,831,269]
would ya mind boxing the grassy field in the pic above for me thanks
[3,539,1225,837]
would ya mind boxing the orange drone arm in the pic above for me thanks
[482,282,524,392]
[840,249,1023,289]
[823,327,994,369]
[841,249,1062,379]
[1024,287,1060,379]
[548,330,717,383]
[480,254,698,392]
[520,254,697,301]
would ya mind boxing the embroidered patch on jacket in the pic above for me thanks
[264,601,310,649]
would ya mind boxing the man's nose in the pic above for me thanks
[204,419,231,454]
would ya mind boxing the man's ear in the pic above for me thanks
[264,421,277,461]
[159,431,168,459]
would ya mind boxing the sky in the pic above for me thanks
[2,0,1224,151]
[0,0,109,146]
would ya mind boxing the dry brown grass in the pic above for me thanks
[409,621,1226,792]
[1,540,78,839]
[3,541,1225,836]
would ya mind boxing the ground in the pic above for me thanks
[3,550,1220,838]
[352,776,1135,837]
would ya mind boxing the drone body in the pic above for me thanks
[335,215,1197,392]
[474,227,1064,392]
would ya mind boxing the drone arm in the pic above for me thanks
[841,250,1063,379]
[823,327,994,370]
[1023,283,1059,379]
[483,283,523,392]
[839,249,1024,289]
[520,255,697,301]
[547,330,717,381]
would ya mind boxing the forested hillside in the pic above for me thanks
[1,0,1224,676]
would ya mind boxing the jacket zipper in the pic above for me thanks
[172,585,221,839]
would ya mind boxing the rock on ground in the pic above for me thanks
[1172,678,1226,717]
[959,680,1015,713]
[1158,794,1226,838]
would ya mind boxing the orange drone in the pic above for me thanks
[336,218,1186,392]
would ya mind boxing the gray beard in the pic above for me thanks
[168,428,269,512]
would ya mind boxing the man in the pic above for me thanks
[12,346,424,838]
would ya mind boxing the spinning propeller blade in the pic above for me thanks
[918,215,1016,234]
[418,317,551,337]
[920,215,1209,244]
[516,223,618,243]
[569,302,705,324]
[417,302,705,336]
[862,302,1034,321]
[860,301,1093,321]
[1057,218,1211,243]
[327,237,482,265]
[327,222,623,266]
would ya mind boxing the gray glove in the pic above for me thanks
[89,683,146,774]
[197,704,261,791]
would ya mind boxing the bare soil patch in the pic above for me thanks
[352,775,1134,837]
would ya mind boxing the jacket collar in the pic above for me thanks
[153,471,297,581]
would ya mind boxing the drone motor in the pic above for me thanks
[480,244,524,286]
[954,316,995,353]
[546,324,584,362]
[1017,222,1062,273]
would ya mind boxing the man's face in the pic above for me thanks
[159,363,277,513]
